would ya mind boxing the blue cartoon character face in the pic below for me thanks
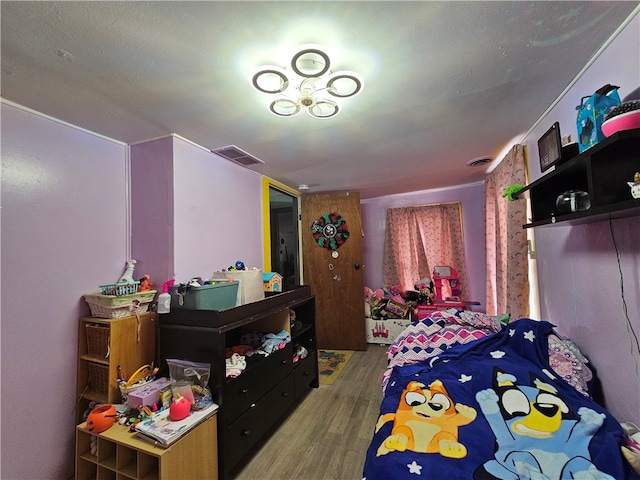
[474,369,613,480]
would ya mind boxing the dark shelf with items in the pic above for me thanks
[156,285,317,480]
[516,128,640,228]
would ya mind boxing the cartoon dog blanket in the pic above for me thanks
[363,319,639,479]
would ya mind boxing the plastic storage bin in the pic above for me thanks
[170,281,239,310]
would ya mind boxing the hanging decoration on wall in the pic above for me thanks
[311,212,350,250]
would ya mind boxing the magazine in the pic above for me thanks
[135,403,219,447]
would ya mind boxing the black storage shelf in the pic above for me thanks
[517,128,640,228]
[156,285,318,480]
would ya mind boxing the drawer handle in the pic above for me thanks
[241,388,249,394]
[242,429,251,437]
[281,360,288,365]
[282,392,289,397]
[303,371,310,376]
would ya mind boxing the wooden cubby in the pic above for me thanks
[75,411,218,480]
[76,313,156,424]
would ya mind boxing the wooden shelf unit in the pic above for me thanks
[516,128,640,228]
[156,286,318,480]
[75,411,218,480]
[76,313,156,424]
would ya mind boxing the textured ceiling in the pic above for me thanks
[2,1,638,198]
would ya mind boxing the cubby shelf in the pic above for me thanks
[516,128,640,228]
[75,412,218,480]
[76,313,156,425]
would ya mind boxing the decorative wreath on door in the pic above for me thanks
[311,212,350,250]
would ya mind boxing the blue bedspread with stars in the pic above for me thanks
[363,318,639,480]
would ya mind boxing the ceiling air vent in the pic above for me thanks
[211,145,264,166]
[465,156,493,167]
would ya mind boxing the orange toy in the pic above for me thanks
[138,275,153,292]
[86,404,117,433]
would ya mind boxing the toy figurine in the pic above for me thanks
[138,274,153,292]
[502,184,524,201]
[628,172,640,199]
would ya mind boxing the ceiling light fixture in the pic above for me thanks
[251,44,364,119]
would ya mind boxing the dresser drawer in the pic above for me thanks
[294,351,318,399]
[223,344,293,425]
[224,373,295,471]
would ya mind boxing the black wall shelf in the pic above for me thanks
[516,128,640,228]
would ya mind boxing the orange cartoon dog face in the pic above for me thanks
[397,381,457,420]
[376,380,477,457]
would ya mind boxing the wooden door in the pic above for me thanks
[301,192,366,351]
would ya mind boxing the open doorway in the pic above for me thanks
[262,179,301,287]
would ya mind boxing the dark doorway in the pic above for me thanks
[269,186,300,287]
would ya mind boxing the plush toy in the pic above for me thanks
[502,184,524,201]
[137,274,153,292]
[414,277,435,305]
[364,287,374,317]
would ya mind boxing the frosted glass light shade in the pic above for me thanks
[326,71,364,98]
[291,45,330,78]
[252,66,289,94]
[269,97,301,117]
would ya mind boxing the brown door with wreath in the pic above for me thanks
[301,192,366,350]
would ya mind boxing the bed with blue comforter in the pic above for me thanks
[363,311,639,479]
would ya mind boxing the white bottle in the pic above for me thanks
[157,280,174,314]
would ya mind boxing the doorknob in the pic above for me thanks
[354,263,361,270]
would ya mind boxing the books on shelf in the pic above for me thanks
[135,402,219,447]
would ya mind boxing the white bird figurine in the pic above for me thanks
[119,259,137,283]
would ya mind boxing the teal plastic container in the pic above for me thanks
[169,281,239,310]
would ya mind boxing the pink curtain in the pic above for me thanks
[485,144,529,318]
[383,202,467,293]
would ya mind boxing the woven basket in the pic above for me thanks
[99,282,140,296]
[87,363,109,396]
[86,324,110,357]
[84,290,156,319]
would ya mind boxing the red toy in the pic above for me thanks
[169,394,191,421]
[138,274,153,292]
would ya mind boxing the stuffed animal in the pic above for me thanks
[364,287,374,317]
[502,184,524,201]
[414,277,435,305]
[138,275,153,292]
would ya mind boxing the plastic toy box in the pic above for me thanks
[169,281,239,310]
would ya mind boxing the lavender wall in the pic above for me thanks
[361,182,486,306]
[1,103,128,479]
[1,112,265,479]
[130,136,263,285]
[131,137,175,285]
[172,138,263,281]
[521,15,640,424]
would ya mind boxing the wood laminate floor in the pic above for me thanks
[234,344,389,480]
